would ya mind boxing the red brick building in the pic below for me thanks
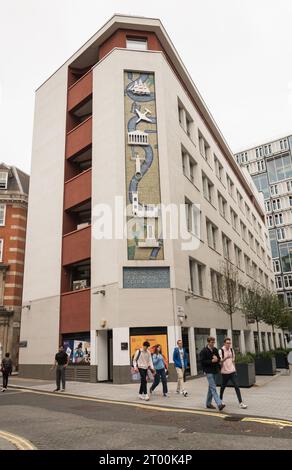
[0,163,29,368]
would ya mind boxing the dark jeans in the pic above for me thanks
[56,365,66,390]
[150,368,168,394]
[220,372,242,403]
[2,371,9,388]
[138,368,148,395]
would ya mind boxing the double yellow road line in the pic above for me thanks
[0,430,36,450]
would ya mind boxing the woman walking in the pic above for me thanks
[150,344,168,397]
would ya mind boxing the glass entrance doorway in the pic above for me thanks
[194,328,210,374]
[216,329,227,349]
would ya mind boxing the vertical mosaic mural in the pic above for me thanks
[124,71,164,260]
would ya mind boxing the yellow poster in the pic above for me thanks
[130,334,168,366]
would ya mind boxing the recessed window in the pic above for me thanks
[0,205,6,226]
[126,38,148,50]
[0,172,8,190]
[0,239,3,262]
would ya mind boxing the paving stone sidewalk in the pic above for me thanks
[8,368,292,422]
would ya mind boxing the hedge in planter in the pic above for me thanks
[216,353,256,388]
[273,349,289,369]
[253,351,276,375]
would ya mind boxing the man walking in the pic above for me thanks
[219,337,247,409]
[1,352,13,392]
[52,345,69,392]
[133,341,155,401]
[199,336,225,411]
[173,339,188,397]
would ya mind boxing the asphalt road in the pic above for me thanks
[0,389,292,450]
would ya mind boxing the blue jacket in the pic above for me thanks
[173,347,188,369]
[152,353,165,370]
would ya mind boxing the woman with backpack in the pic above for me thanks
[149,344,169,397]
[1,352,13,392]
[219,338,247,409]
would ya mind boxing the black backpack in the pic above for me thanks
[220,348,234,358]
[131,349,141,367]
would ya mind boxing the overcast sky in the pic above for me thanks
[1,0,292,174]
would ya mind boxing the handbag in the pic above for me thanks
[131,367,141,382]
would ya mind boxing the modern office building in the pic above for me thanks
[0,163,29,368]
[236,135,292,310]
[19,15,283,383]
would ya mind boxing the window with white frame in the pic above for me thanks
[283,274,292,288]
[277,227,286,240]
[273,259,281,273]
[0,239,3,261]
[230,208,238,231]
[270,185,278,196]
[222,233,231,259]
[185,114,193,139]
[240,221,247,242]
[126,37,148,50]
[272,198,281,210]
[234,245,242,269]
[256,147,263,158]
[218,192,228,219]
[214,155,223,181]
[286,292,292,308]
[206,219,218,251]
[245,203,251,221]
[289,195,292,207]
[274,213,284,225]
[280,139,288,150]
[210,269,222,300]
[202,173,214,204]
[0,205,6,226]
[236,190,243,209]
[244,255,251,275]
[189,258,204,296]
[287,181,292,192]
[275,276,283,289]
[264,144,272,156]
[257,160,265,172]
[185,198,200,237]
[266,215,273,227]
[265,201,271,212]
[198,131,210,162]
[227,175,234,198]
[0,172,8,190]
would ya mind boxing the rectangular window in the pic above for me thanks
[245,203,251,221]
[289,196,292,207]
[272,198,281,210]
[206,219,218,251]
[280,139,288,150]
[230,208,238,231]
[210,269,222,300]
[240,221,247,242]
[202,173,214,204]
[185,198,200,237]
[0,205,6,226]
[265,201,271,212]
[286,292,292,308]
[218,192,228,219]
[277,227,286,240]
[274,213,283,225]
[273,259,281,273]
[234,245,242,269]
[186,114,193,139]
[0,239,3,262]
[126,37,148,50]
[214,155,223,181]
[227,175,234,198]
[236,190,243,209]
[189,258,204,296]
[287,181,292,192]
[222,233,231,259]
[275,276,283,289]
[270,184,278,196]
[0,172,8,190]
[283,274,292,288]
[266,215,273,227]
[198,131,210,162]
[256,160,265,172]
[244,255,251,276]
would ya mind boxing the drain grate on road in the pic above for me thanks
[224,415,243,422]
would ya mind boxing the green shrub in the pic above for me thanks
[254,350,275,359]
[235,353,255,364]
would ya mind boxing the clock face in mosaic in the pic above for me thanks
[124,71,164,260]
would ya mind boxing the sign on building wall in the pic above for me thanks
[124,71,164,260]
